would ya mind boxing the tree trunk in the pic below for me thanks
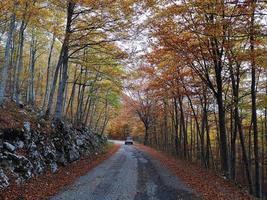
[144,125,149,145]
[54,2,75,120]
[178,96,187,159]
[0,9,16,105]
[215,78,229,176]
[163,99,168,151]
[250,0,260,196]
[28,30,37,105]
[45,44,64,117]
[14,20,27,105]
[42,34,55,109]
[173,97,179,156]
[66,69,77,120]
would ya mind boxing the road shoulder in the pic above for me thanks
[137,144,254,200]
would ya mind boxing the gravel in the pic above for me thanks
[51,145,200,200]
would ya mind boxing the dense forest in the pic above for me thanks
[0,0,266,199]
[108,0,267,199]
[0,0,134,133]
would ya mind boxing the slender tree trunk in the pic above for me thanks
[264,92,267,198]
[100,93,109,135]
[227,51,253,192]
[215,82,229,175]
[62,81,68,115]
[84,96,92,124]
[45,46,64,117]
[228,58,238,180]
[54,2,75,120]
[8,29,17,97]
[0,8,16,105]
[12,40,20,99]
[178,96,187,159]
[201,100,207,167]
[237,110,254,193]
[75,68,82,123]
[83,73,99,124]
[86,90,98,126]
[173,97,179,156]
[42,34,55,109]
[204,92,210,168]
[163,99,168,151]
[14,20,27,105]
[66,68,77,120]
[261,118,264,198]
[28,30,37,105]
[250,0,260,196]
[144,125,149,145]
[187,93,205,165]
[82,88,91,122]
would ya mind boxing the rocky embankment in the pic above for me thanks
[0,119,107,190]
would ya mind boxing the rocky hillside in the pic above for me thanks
[0,101,107,190]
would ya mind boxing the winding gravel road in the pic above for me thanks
[51,142,200,200]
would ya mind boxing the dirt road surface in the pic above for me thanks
[51,143,200,200]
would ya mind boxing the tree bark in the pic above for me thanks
[250,0,260,195]
[14,20,27,105]
[0,8,16,105]
[54,1,75,120]
[42,34,55,109]
[27,30,37,105]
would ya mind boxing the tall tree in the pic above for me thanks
[0,2,16,105]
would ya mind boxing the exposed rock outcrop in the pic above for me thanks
[0,120,107,189]
[0,169,9,189]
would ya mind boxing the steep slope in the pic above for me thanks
[0,100,107,191]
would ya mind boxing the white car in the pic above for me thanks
[125,136,133,145]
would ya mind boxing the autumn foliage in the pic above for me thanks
[0,0,266,199]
